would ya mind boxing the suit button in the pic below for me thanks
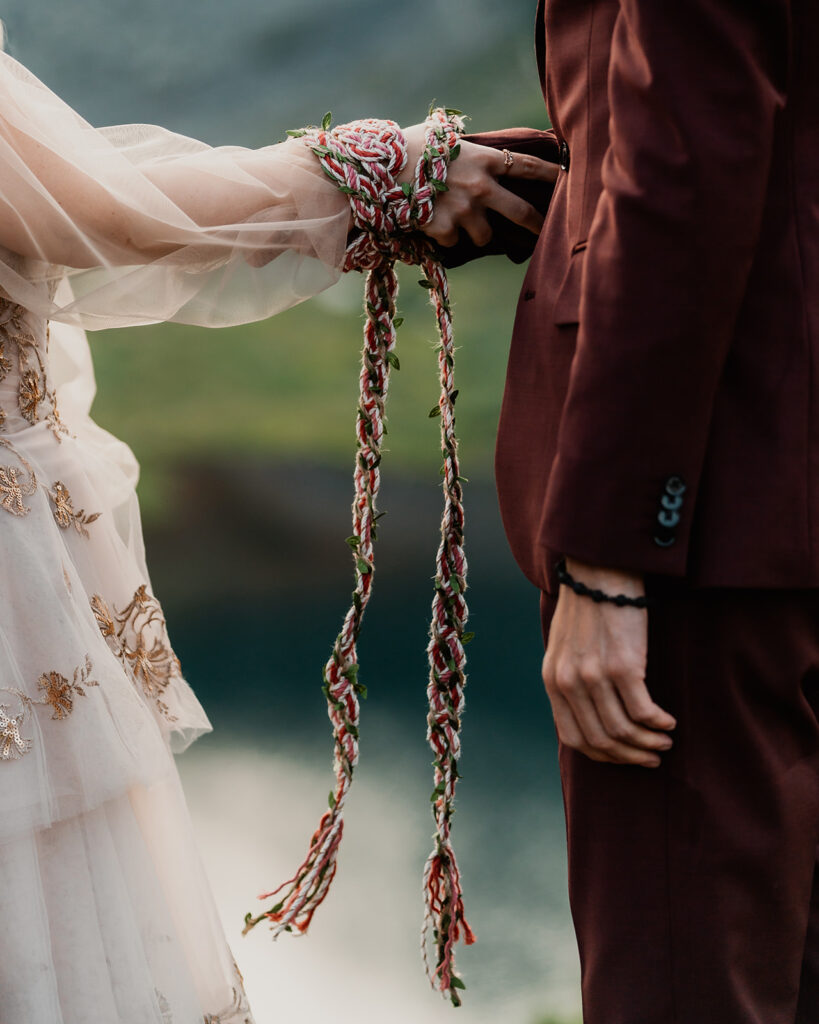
[523,288,536,301]
[660,493,683,511]
[657,508,681,528]
[664,475,686,496]
[559,140,570,172]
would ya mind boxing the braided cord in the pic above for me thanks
[420,245,475,1005]
[242,108,474,1004]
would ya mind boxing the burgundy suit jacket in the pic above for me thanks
[450,0,812,596]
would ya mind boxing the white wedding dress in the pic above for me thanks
[0,46,351,1024]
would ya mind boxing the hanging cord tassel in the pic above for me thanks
[242,107,474,1004]
[420,247,476,1006]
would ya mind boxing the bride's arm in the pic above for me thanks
[0,49,557,329]
[0,115,352,270]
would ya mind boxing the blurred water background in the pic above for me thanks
[1,2,581,1021]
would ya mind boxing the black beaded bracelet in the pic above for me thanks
[554,557,651,608]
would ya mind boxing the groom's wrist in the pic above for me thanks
[564,555,645,597]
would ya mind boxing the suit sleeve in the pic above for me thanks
[539,0,790,576]
[433,127,560,269]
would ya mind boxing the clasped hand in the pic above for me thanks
[541,557,677,767]
[399,123,558,247]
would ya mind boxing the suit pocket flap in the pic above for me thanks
[552,244,587,326]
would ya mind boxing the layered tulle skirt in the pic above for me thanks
[0,309,254,1022]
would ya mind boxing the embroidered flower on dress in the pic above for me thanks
[0,655,98,761]
[0,439,37,517]
[91,594,116,639]
[0,466,31,516]
[0,297,72,442]
[47,480,102,537]
[0,697,31,760]
[91,586,181,723]
[0,341,11,381]
[18,368,42,424]
[37,655,98,721]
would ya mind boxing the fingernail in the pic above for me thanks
[658,739,673,750]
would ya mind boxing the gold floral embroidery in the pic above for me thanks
[91,594,116,640]
[18,367,42,423]
[37,656,98,720]
[0,437,37,517]
[46,480,102,537]
[0,697,30,759]
[91,586,181,723]
[0,299,70,442]
[0,341,11,380]
[0,655,98,761]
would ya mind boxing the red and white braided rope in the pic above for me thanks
[242,107,474,1005]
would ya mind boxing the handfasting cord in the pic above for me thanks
[241,107,475,1005]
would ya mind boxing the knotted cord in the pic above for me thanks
[242,107,475,1005]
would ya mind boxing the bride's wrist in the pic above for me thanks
[395,123,427,186]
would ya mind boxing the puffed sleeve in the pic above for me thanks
[539,0,789,575]
[0,49,351,329]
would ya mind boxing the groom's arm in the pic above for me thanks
[434,127,559,268]
[539,0,789,576]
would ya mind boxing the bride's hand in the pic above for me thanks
[398,122,559,248]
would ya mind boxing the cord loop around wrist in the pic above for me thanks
[555,556,651,608]
[295,108,465,272]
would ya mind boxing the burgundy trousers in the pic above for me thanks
[540,576,819,1024]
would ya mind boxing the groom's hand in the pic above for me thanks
[541,556,677,767]
[398,123,558,248]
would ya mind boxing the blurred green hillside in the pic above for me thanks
[87,255,530,524]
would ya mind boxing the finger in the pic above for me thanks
[616,677,678,732]
[491,148,560,183]
[551,692,619,764]
[422,215,460,247]
[589,679,674,752]
[459,212,493,248]
[548,688,588,749]
[567,689,662,767]
[485,180,545,236]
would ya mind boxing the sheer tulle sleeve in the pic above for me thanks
[0,49,352,329]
